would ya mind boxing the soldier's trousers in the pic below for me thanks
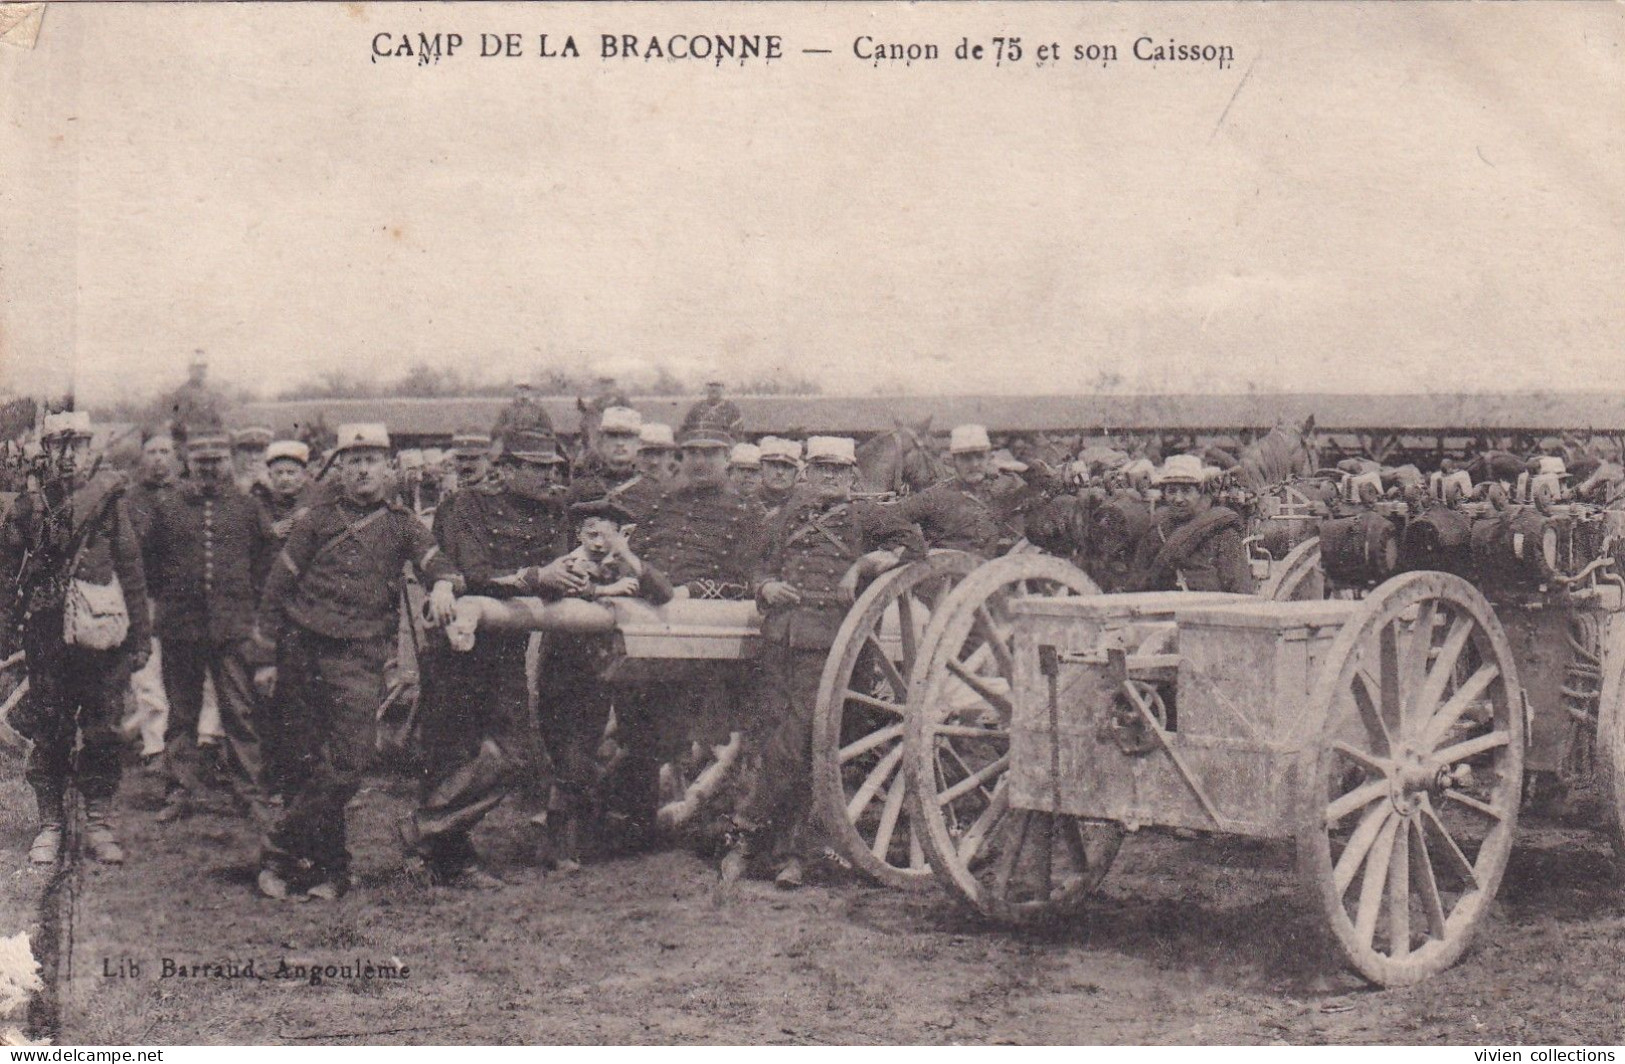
[262,626,389,883]
[536,635,613,819]
[408,631,539,870]
[733,640,827,855]
[18,614,127,809]
[161,637,267,813]
[608,664,743,830]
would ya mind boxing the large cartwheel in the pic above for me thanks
[1592,611,1625,871]
[902,553,1123,923]
[1262,535,1325,601]
[1296,572,1524,985]
[813,550,981,888]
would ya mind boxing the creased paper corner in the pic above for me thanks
[0,3,45,51]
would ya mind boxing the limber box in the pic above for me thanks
[1009,595,1361,838]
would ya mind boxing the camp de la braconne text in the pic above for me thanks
[369,31,1237,70]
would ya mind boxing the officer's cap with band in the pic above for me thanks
[805,436,858,466]
[333,423,391,454]
[599,406,643,436]
[232,426,274,451]
[678,426,733,450]
[451,429,493,457]
[187,431,232,460]
[499,429,567,465]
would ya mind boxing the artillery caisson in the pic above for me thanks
[899,460,1625,986]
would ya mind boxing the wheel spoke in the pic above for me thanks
[1354,813,1401,947]
[1386,815,1412,959]
[1433,730,1510,766]
[1334,803,1394,897]
[908,826,926,870]
[1441,788,1507,821]
[936,753,1010,806]
[1399,600,1438,721]
[973,605,1015,678]
[943,657,1015,719]
[871,772,907,861]
[1413,615,1474,724]
[846,743,903,822]
[1418,800,1479,892]
[1353,669,1394,756]
[844,689,905,716]
[1420,665,1500,749]
[1326,779,1388,825]
[992,810,1033,899]
[864,635,909,698]
[838,722,903,764]
[1332,741,1394,777]
[956,783,1010,865]
[1408,818,1448,939]
[1380,621,1403,734]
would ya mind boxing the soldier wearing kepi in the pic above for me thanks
[1129,454,1254,594]
[231,427,274,496]
[755,437,801,519]
[895,423,1041,558]
[253,423,462,900]
[400,428,579,888]
[720,436,922,891]
[606,425,761,847]
[449,429,496,494]
[637,424,681,485]
[728,443,762,500]
[0,412,151,866]
[571,406,659,519]
[144,432,276,825]
[258,440,311,543]
[682,380,745,440]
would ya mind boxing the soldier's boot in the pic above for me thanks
[546,812,582,875]
[82,798,125,865]
[29,785,64,866]
[774,857,805,891]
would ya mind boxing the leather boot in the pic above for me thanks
[548,812,582,875]
[29,786,64,866]
[83,798,125,865]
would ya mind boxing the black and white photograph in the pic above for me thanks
[0,0,1622,1048]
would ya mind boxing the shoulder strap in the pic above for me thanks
[1146,508,1240,585]
[292,505,391,581]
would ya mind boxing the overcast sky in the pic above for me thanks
[2,2,1621,404]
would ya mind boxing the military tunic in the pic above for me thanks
[734,490,921,854]
[894,477,1029,558]
[145,479,275,813]
[255,494,461,887]
[1128,506,1255,594]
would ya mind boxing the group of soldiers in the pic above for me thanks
[0,392,1253,902]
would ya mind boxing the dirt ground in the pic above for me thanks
[2,750,1621,1046]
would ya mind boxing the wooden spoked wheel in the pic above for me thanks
[904,554,1122,923]
[1264,536,1326,602]
[1593,613,1625,873]
[813,551,981,888]
[1297,571,1524,986]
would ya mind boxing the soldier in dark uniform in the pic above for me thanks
[252,423,462,900]
[720,436,922,890]
[605,426,761,847]
[399,428,580,888]
[637,424,681,486]
[570,407,660,519]
[449,429,496,494]
[122,433,178,764]
[1,412,150,866]
[755,437,801,519]
[144,432,276,825]
[231,427,274,497]
[1128,455,1254,594]
[491,381,555,443]
[681,381,745,439]
[894,424,1049,558]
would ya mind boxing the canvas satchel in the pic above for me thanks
[61,490,130,651]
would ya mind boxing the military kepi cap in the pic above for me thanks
[949,424,992,454]
[40,411,93,441]
[678,426,733,449]
[232,426,274,450]
[265,439,310,466]
[1153,454,1213,486]
[640,424,677,450]
[451,429,493,457]
[729,443,761,469]
[333,423,391,453]
[500,429,567,464]
[599,406,643,435]
[187,431,232,459]
[805,436,857,466]
[758,437,802,466]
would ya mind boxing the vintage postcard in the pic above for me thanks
[0,0,1621,1050]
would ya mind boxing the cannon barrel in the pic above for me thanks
[445,594,761,663]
